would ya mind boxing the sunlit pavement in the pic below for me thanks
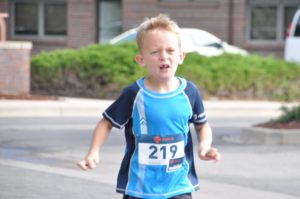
[0,98,299,199]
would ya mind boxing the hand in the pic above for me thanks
[198,147,221,161]
[77,152,100,170]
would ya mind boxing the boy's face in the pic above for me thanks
[135,29,185,82]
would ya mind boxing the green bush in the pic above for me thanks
[274,105,300,123]
[31,42,300,100]
[31,43,146,98]
[179,53,300,101]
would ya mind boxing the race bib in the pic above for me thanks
[138,134,185,172]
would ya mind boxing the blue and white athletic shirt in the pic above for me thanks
[103,77,207,199]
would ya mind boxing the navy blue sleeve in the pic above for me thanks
[185,81,207,125]
[102,82,139,129]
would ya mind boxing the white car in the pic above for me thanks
[285,9,300,64]
[109,28,248,57]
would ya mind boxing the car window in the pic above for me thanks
[114,33,136,44]
[109,30,136,44]
[295,15,300,37]
[205,43,223,49]
[121,33,136,42]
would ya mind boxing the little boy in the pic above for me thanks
[78,14,220,199]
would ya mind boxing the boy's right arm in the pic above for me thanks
[77,117,112,170]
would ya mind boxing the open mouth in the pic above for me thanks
[159,64,170,70]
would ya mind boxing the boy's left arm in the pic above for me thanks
[194,123,221,161]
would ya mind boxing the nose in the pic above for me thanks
[159,50,168,60]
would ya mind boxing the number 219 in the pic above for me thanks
[149,145,178,159]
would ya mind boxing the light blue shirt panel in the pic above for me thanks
[143,93,192,137]
[133,77,192,137]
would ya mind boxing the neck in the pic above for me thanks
[144,76,180,93]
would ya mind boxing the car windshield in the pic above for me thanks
[120,34,136,42]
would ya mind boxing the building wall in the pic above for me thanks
[1,0,97,54]
[122,0,285,58]
[0,42,32,95]
[123,0,247,48]
[230,0,247,47]
[67,0,97,49]
[1,0,287,57]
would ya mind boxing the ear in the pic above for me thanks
[135,54,145,66]
[178,51,186,65]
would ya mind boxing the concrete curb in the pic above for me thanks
[240,127,300,145]
[0,97,113,117]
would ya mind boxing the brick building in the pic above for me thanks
[1,0,299,57]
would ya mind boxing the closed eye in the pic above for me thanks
[151,50,159,54]
[167,49,176,54]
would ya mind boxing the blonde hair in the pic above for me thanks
[136,14,181,52]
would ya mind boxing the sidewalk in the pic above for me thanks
[0,97,114,117]
[1,97,299,145]
[0,96,294,117]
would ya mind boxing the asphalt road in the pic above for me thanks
[0,100,300,199]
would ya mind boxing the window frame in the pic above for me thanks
[10,0,67,40]
[246,0,300,44]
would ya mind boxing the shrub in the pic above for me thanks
[275,105,300,123]
[179,52,300,100]
[31,43,146,98]
[31,42,300,100]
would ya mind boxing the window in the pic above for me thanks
[44,3,67,35]
[98,0,121,43]
[12,0,67,37]
[250,6,277,40]
[247,0,299,42]
[15,2,38,35]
